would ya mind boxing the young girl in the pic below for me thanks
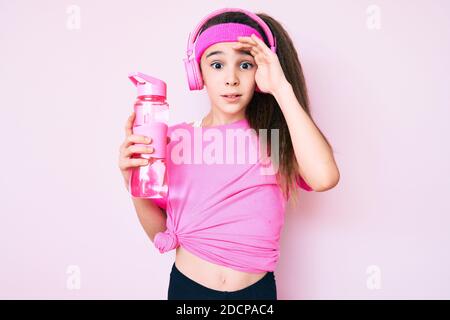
[118,8,339,300]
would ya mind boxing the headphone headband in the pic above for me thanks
[186,7,277,58]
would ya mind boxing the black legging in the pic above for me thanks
[167,262,277,300]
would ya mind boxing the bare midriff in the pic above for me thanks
[175,246,268,292]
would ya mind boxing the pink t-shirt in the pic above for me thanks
[153,117,312,273]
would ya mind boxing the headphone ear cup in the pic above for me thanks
[192,59,204,90]
[184,57,203,90]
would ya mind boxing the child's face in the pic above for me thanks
[200,41,257,116]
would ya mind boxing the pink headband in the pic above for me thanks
[194,22,264,64]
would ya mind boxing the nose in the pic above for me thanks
[225,70,239,86]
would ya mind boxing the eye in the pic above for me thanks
[241,62,253,70]
[210,62,254,70]
[211,62,222,69]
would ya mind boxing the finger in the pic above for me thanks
[237,35,257,44]
[123,144,154,158]
[232,43,260,56]
[123,134,152,149]
[234,40,261,51]
[240,34,268,54]
[236,36,258,49]
[118,156,149,171]
[124,112,135,137]
[232,42,255,50]
[236,47,260,60]
[125,158,150,168]
[251,49,259,58]
[250,34,272,54]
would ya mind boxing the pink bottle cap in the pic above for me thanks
[128,72,167,98]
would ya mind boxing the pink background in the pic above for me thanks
[1,0,449,299]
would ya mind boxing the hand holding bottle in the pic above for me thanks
[118,111,155,190]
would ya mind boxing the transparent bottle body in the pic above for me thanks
[129,95,169,210]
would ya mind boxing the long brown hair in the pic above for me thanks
[198,11,334,205]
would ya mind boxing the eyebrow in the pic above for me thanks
[206,50,253,59]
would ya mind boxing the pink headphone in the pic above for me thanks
[183,8,277,92]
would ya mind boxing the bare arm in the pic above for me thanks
[131,197,167,243]
[273,82,340,192]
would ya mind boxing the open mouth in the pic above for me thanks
[221,94,242,102]
[222,94,242,98]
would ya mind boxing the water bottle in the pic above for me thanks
[128,72,169,210]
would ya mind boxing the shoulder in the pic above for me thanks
[168,121,188,130]
[168,121,196,131]
[167,121,192,138]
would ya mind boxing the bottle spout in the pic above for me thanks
[128,71,167,98]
